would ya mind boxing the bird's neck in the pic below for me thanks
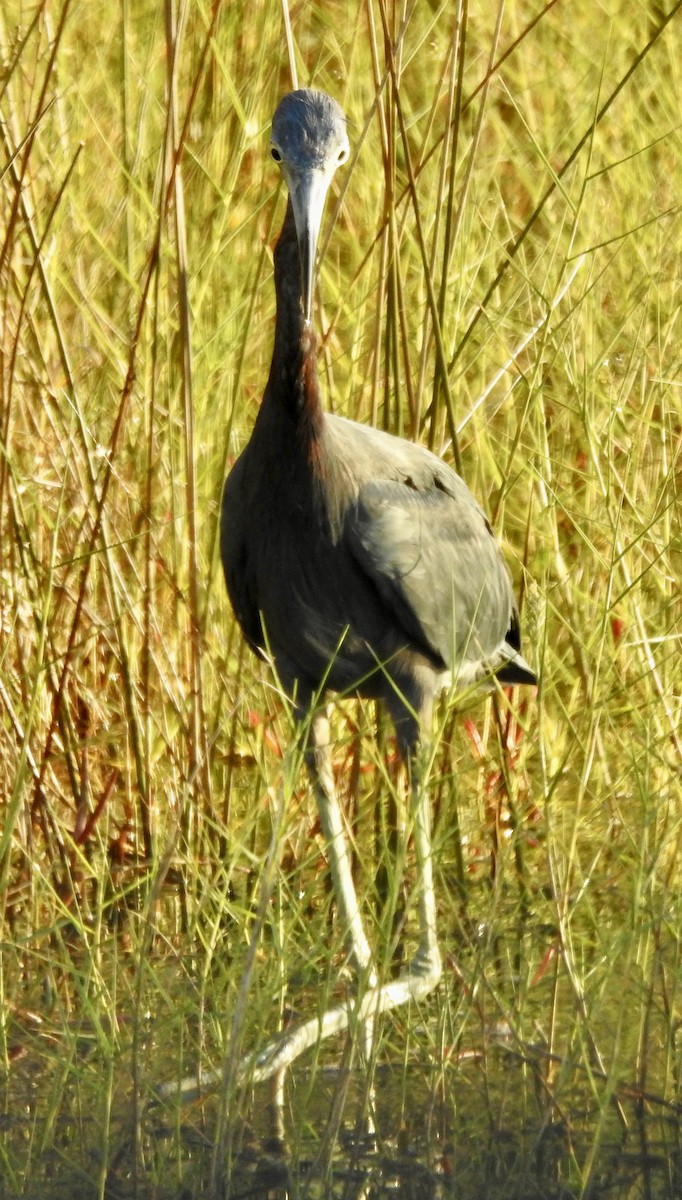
[267,201,324,441]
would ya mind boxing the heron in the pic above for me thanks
[220,89,536,1085]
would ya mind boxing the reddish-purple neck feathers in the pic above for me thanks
[267,200,324,447]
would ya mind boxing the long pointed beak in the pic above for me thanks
[285,167,333,324]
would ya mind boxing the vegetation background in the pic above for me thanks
[0,0,680,1196]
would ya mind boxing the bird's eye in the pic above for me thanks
[337,147,349,164]
[271,147,282,162]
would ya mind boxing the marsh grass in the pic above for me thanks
[1,0,681,1196]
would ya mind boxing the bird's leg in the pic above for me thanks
[158,711,443,1098]
[404,747,441,981]
[306,707,376,983]
[227,716,442,1087]
[306,707,378,1064]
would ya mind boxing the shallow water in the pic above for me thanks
[175,1059,682,1200]
[4,1022,681,1200]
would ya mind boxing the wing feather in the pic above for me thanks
[344,476,517,674]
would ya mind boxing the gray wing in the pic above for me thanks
[344,475,519,678]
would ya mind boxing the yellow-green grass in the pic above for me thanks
[0,1,680,1196]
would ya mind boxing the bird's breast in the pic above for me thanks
[248,493,389,685]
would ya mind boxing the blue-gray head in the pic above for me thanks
[270,90,349,323]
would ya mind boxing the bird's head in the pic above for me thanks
[270,89,349,324]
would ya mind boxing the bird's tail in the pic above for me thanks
[495,648,537,687]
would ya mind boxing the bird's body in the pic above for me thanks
[223,199,533,751]
[216,89,535,1088]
